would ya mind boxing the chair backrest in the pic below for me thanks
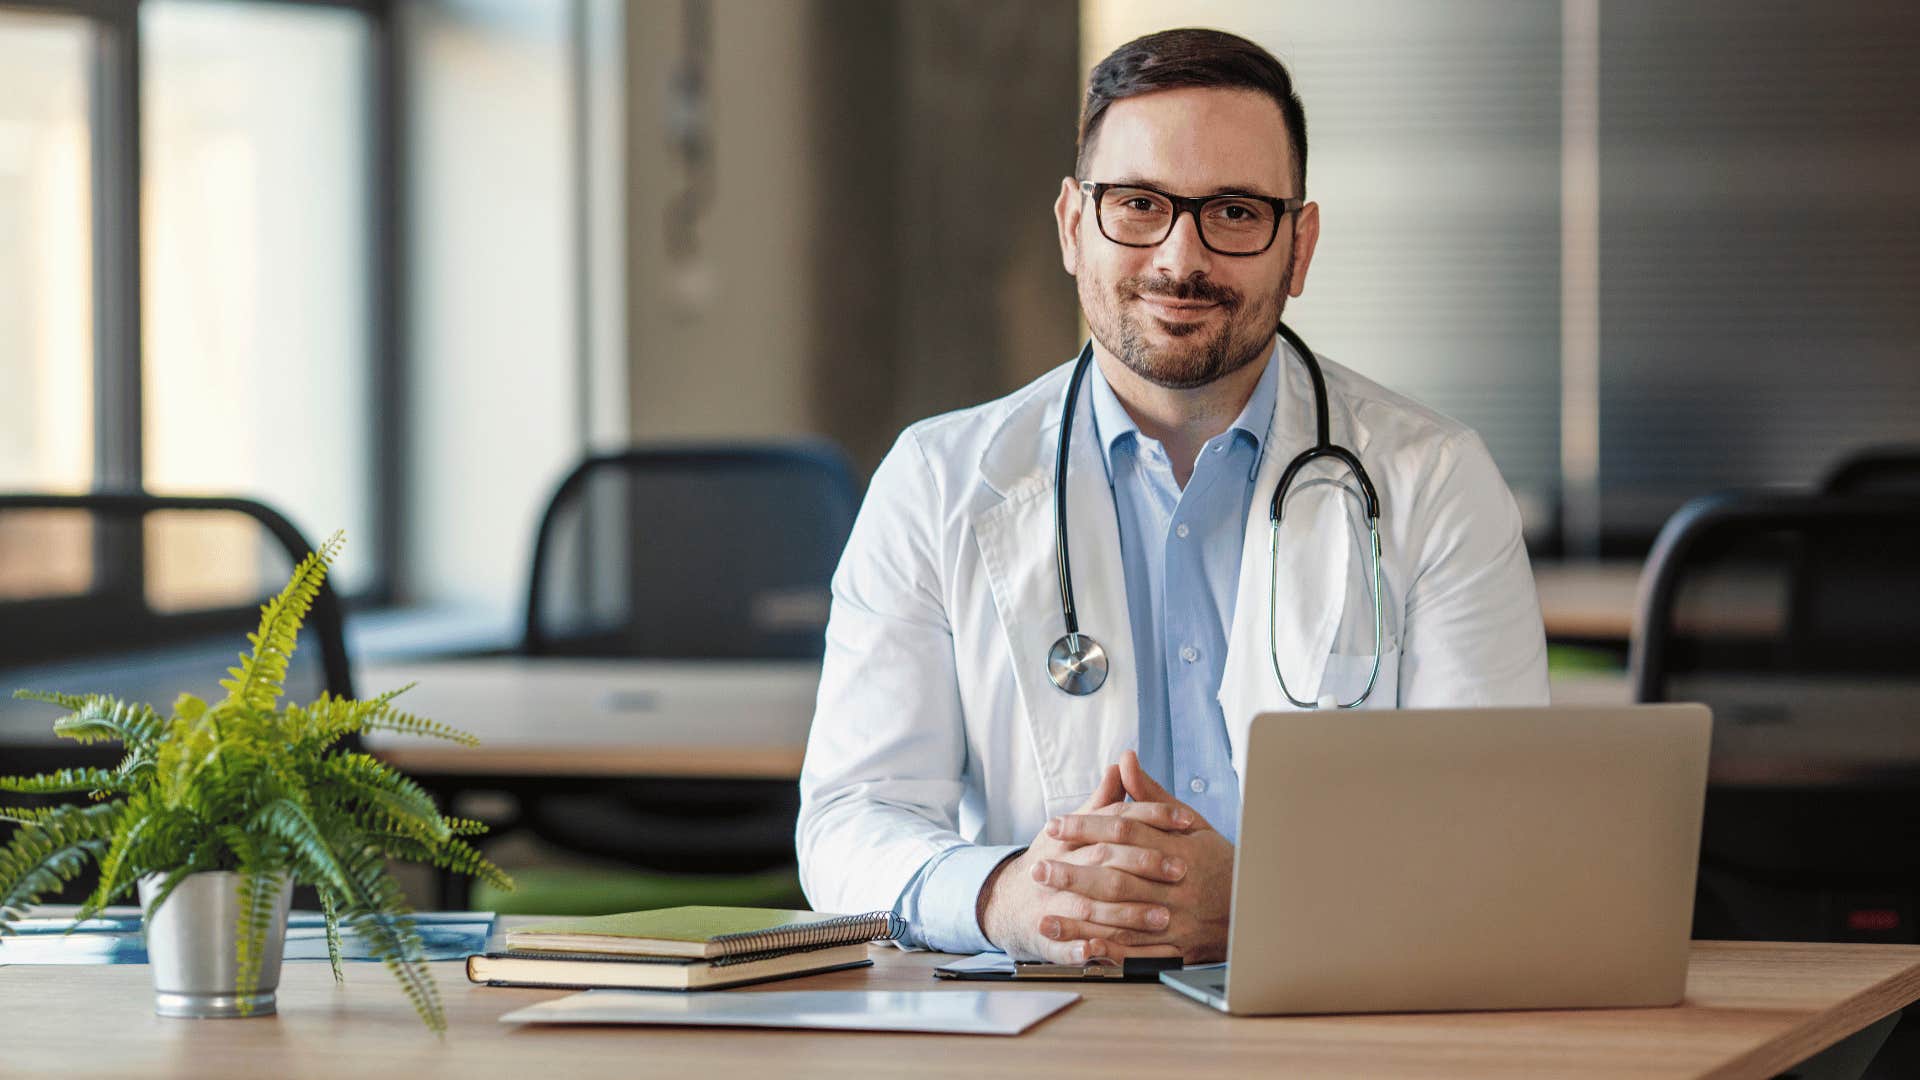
[523,443,861,659]
[1631,492,1920,788]
[1821,444,1920,495]
[0,493,355,762]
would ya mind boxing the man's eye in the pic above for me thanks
[1124,198,1158,212]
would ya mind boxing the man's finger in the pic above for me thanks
[1118,751,1213,831]
[1059,803,1190,837]
[1032,935,1106,965]
[1037,916,1166,947]
[1032,858,1170,903]
[1055,837,1188,883]
[1118,749,1174,802]
[1075,764,1124,813]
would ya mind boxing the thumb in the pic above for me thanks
[1076,764,1124,812]
[1117,749,1174,803]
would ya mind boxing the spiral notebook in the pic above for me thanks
[503,906,905,960]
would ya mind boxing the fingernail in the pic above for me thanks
[1045,817,1062,837]
[1069,942,1087,963]
[1041,917,1060,938]
[1174,809,1194,828]
[1030,860,1047,883]
[1162,857,1185,879]
[1148,908,1170,928]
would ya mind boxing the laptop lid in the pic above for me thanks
[1222,704,1711,1015]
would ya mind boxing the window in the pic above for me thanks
[0,0,393,602]
[0,10,93,494]
[142,0,378,595]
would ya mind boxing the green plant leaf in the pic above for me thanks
[0,767,127,797]
[220,531,343,714]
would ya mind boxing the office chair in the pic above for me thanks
[1633,493,1920,949]
[0,492,355,902]
[482,443,861,915]
[1822,445,1920,496]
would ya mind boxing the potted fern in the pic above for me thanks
[0,533,510,1031]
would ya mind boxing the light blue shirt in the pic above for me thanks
[891,345,1277,952]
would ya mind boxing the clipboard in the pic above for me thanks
[933,951,1183,982]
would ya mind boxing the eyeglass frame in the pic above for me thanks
[1078,180,1305,257]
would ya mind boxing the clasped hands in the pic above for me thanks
[977,750,1232,964]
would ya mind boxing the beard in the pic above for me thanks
[1081,260,1293,390]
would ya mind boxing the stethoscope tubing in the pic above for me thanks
[1048,320,1385,707]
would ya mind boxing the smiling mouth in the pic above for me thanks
[1135,295,1221,320]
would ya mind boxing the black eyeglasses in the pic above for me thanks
[1080,180,1303,257]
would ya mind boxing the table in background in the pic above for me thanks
[4,926,1918,1079]
[357,657,820,781]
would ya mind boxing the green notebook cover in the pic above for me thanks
[506,906,901,959]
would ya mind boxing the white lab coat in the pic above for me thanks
[797,340,1549,918]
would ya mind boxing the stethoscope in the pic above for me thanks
[1045,319,1387,709]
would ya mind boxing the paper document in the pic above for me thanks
[498,988,1079,1035]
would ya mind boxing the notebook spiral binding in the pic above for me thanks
[708,911,907,959]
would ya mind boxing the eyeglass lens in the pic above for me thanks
[1097,186,1277,254]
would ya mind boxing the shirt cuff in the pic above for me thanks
[894,843,1025,954]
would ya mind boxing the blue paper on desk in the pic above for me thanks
[0,910,494,965]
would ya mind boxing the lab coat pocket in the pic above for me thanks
[1317,646,1400,709]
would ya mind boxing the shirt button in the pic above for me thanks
[1175,522,1190,539]
[1213,444,1225,454]
[1180,645,1198,663]
[1189,777,1208,794]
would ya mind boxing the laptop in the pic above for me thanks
[1161,704,1712,1015]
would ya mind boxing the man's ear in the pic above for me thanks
[1287,200,1322,298]
[1054,176,1083,275]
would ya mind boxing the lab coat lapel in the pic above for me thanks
[973,363,1138,809]
[1218,343,1351,781]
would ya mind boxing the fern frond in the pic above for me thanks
[11,688,92,711]
[357,704,480,748]
[313,755,449,847]
[253,797,445,1031]
[220,532,343,714]
[232,863,284,1015]
[442,817,490,837]
[0,767,128,797]
[369,832,512,893]
[48,696,166,749]
[76,796,145,918]
[0,802,121,936]
[319,887,345,985]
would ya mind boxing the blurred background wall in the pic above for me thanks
[0,0,1915,627]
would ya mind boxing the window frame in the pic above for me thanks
[0,0,404,607]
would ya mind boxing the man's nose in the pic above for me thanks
[1152,209,1213,281]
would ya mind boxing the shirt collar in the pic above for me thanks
[1086,338,1281,481]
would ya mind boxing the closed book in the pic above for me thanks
[503,906,905,959]
[467,940,872,991]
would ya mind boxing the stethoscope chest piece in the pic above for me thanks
[1047,632,1109,696]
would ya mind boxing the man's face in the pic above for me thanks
[1055,87,1320,390]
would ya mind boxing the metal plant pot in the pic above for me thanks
[137,871,294,1019]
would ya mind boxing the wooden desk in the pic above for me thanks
[6,935,1918,1079]
[357,658,819,780]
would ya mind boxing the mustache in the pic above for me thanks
[1121,274,1241,307]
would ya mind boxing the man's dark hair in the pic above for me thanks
[1076,28,1308,196]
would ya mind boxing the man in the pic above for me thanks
[797,28,1548,964]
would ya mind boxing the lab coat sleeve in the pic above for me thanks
[797,428,990,938]
[1395,429,1551,707]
